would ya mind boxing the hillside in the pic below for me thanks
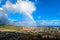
[0,25,60,40]
[0,25,35,32]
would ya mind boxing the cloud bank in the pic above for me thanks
[3,0,36,14]
[37,20,60,26]
[0,0,36,26]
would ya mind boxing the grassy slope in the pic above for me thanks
[0,25,23,32]
[0,25,35,32]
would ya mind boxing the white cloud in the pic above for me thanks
[12,21,37,27]
[17,1,36,14]
[37,20,60,26]
[3,0,36,23]
[1,0,36,26]
[0,8,3,10]
[3,0,36,14]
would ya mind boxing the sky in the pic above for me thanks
[0,0,60,27]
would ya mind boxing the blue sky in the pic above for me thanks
[33,0,60,20]
[0,0,60,26]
